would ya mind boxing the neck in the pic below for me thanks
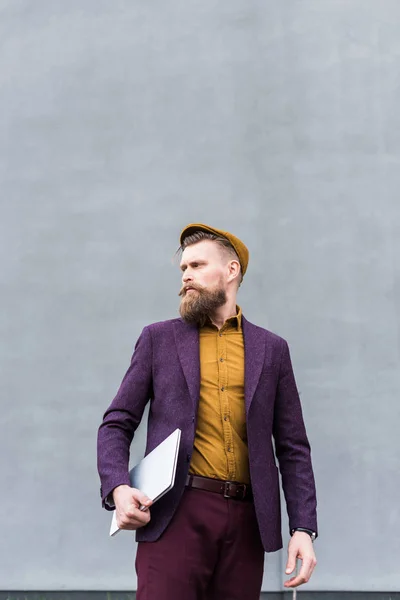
[209,297,238,330]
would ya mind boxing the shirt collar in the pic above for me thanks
[202,305,242,332]
[223,305,242,331]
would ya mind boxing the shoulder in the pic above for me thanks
[242,316,288,348]
[145,318,182,331]
[142,318,183,338]
[132,318,181,350]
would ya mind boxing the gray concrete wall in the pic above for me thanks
[1,0,399,592]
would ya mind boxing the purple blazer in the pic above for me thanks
[97,316,317,552]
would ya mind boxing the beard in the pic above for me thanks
[178,282,227,327]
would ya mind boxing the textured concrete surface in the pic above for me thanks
[1,0,400,592]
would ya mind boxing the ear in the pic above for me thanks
[227,259,241,283]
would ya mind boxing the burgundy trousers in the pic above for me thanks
[135,487,265,600]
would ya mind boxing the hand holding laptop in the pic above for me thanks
[110,429,181,536]
[113,484,153,531]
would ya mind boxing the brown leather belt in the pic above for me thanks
[186,474,253,501]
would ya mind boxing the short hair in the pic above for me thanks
[179,230,243,284]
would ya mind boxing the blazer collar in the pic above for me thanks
[174,316,265,414]
[242,316,265,414]
[173,320,200,410]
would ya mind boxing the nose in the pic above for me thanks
[182,270,193,284]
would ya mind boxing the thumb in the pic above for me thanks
[131,488,152,507]
[286,549,297,574]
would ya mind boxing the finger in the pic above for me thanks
[298,557,313,582]
[285,549,297,574]
[284,558,312,588]
[131,488,152,508]
[284,575,302,588]
[305,556,317,581]
[118,507,151,529]
[122,513,151,529]
[284,572,306,588]
[126,504,151,522]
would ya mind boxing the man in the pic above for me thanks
[97,223,318,599]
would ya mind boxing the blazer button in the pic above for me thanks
[187,453,191,462]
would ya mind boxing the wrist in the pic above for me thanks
[291,528,317,542]
[112,484,130,502]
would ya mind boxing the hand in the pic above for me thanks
[284,531,317,588]
[112,484,152,530]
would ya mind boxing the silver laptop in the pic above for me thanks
[110,428,181,536]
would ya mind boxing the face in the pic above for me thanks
[178,240,229,326]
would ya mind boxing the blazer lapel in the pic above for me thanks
[242,316,265,414]
[173,320,200,411]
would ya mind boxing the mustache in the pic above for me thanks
[178,283,204,297]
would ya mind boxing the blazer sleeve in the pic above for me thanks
[97,326,153,509]
[272,339,318,534]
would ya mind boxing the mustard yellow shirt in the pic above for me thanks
[189,307,250,484]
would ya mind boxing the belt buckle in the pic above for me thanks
[223,481,247,500]
[223,482,232,498]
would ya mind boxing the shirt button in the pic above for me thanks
[221,387,225,391]
[219,333,223,337]
[220,358,224,362]
[224,415,229,421]
[227,446,232,452]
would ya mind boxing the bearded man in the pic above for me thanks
[97,223,318,600]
